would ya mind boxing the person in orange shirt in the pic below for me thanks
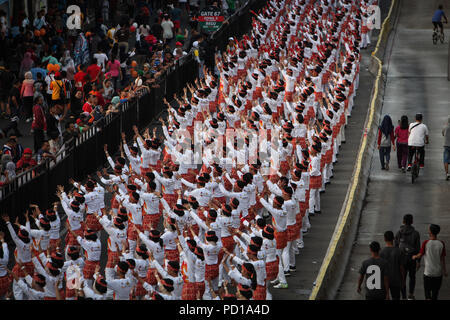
[50,72,66,107]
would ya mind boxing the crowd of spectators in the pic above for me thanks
[0,0,248,188]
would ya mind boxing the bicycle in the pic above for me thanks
[411,147,420,184]
[432,22,447,44]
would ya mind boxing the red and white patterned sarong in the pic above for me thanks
[181,282,197,300]
[134,277,148,297]
[83,260,100,279]
[106,250,120,268]
[265,257,279,281]
[0,274,12,297]
[221,236,235,253]
[205,263,219,281]
[287,224,297,242]
[85,214,103,232]
[65,227,84,247]
[143,213,161,231]
[309,175,322,189]
[275,230,288,250]
[195,281,205,298]
[253,284,267,300]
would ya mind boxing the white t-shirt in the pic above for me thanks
[161,20,174,39]
[408,122,429,147]
[94,53,108,72]
[420,239,446,277]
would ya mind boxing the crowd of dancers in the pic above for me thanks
[0,0,376,300]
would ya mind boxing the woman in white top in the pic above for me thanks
[161,14,174,43]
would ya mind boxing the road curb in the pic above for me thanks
[309,0,401,300]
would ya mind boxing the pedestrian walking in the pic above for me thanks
[413,224,447,300]
[357,241,390,300]
[377,115,395,170]
[394,214,421,300]
[442,115,450,180]
[380,231,405,300]
[395,115,409,172]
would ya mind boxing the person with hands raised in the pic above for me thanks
[2,213,34,300]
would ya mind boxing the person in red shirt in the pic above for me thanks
[16,148,37,171]
[82,93,97,113]
[86,62,102,85]
[394,115,409,172]
[31,95,47,152]
[74,65,88,91]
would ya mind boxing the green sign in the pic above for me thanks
[198,6,224,33]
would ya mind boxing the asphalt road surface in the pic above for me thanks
[337,0,450,300]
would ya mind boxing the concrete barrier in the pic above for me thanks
[309,0,401,300]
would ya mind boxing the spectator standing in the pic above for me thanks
[102,0,110,23]
[21,72,35,122]
[395,115,409,172]
[19,52,35,80]
[116,24,130,56]
[50,72,66,107]
[106,55,122,91]
[161,14,174,44]
[442,116,450,180]
[1,80,22,138]
[413,224,447,300]
[46,105,62,139]
[0,66,16,118]
[357,241,390,300]
[380,231,405,300]
[31,95,47,153]
[394,214,421,300]
[7,135,24,164]
[377,115,395,171]
[94,49,109,73]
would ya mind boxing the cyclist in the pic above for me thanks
[432,5,448,36]
[407,113,429,171]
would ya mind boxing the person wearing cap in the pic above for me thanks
[9,266,46,300]
[137,181,162,233]
[28,205,51,255]
[68,227,101,288]
[61,246,84,300]
[152,166,178,209]
[30,249,62,300]
[57,186,84,250]
[135,229,164,285]
[114,187,144,254]
[130,244,151,299]
[133,125,162,175]
[259,196,288,289]
[147,247,184,300]
[105,260,137,300]
[93,210,127,297]
[1,213,34,299]
[173,223,204,300]
[308,142,322,216]
[0,231,11,299]
[71,178,105,233]
[191,228,222,299]
[82,274,108,300]
[121,132,142,175]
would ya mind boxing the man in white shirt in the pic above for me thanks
[407,113,429,170]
